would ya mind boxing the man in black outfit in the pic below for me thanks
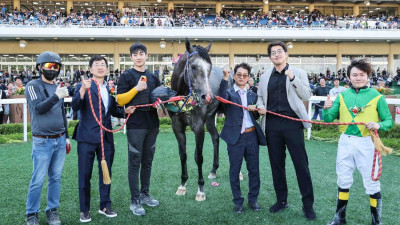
[116,42,161,216]
[257,41,316,220]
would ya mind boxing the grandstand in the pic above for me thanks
[1,0,400,76]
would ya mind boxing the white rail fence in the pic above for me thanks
[1,96,399,142]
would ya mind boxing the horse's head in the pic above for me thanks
[172,39,214,105]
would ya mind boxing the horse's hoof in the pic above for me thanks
[208,172,217,179]
[239,171,244,181]
[176,185,186,196]
[195,191,206,201]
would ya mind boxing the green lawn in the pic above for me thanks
[1,132,400,224]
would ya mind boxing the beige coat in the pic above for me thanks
[256,65,312,132]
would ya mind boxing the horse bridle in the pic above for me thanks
[178,50,201,112]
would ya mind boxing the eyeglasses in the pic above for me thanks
[270,49,285,56]
[42,63,60,70]
[236,74,249,78]
[93,63,107,68]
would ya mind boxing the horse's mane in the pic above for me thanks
[171,52,190,95]
[171,45,212,96]
[195,45,212,65]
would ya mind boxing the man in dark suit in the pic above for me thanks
[72,55,135,223]
[219,63,267,214]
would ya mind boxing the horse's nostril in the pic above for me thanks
[201,95,206,99]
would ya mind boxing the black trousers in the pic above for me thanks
[127,128,159,200]
[227,130,260,205]
[77,141,114,212]
[265,116,314,208]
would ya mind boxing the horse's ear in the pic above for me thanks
[205,42,212,52]
[185,38,193,53]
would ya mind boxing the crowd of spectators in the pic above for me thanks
[1,5,400,29]
[306,66,400,89]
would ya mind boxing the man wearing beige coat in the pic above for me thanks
[257,41,316,220]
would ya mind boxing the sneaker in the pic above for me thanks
[140,192,159,207]
[248,201,261,211]
[130,199,146,216]
[80,212,91,223]
[234,204,244,214]
[46,209,61,225]
[269,201,289,213]
[26,213,39,225]
[98,207,117,218]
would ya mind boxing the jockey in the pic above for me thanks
[323,58,393,225]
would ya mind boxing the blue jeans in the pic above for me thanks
[26,135,66,214]
[312,106,323,120]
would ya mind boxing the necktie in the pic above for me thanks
[240,90,246,134]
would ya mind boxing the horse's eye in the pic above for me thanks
[191,65,196,70]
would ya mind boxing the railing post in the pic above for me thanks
[23,102,28,142]
[123,119,126,134]
[307,100,312,140]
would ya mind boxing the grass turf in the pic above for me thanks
[1,132,400,224]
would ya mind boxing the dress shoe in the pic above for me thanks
[234,204,244,214]
[269,201,289,213]
[248,201,261,211]
[303,207,317,220]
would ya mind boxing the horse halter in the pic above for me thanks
[178,50,200,112]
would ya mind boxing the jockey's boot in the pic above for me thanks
[326,188,349,225]
[370,192,382,225]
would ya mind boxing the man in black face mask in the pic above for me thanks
[25,51,70,225]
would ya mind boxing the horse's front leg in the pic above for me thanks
[171,115,188,196]
[206,113,219,179]
[191,122,206,201]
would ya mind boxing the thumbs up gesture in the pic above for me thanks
[80,75,92,91]
[223,69,230,80]
[324,95,333,109]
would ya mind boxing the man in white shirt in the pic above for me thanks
[329,78,347,96]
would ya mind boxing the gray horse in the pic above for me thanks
[169,40,233,201]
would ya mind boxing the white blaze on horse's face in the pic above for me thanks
[192,57,212,104]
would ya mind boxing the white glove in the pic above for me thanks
[55,85,68,99]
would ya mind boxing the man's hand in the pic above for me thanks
[80,75,91,91]
[365,122,380,131]
[285,70,294,80]
[125,106,136,114]
[66,138,71,154]
[324,95,333,109]
[135,80,147,92]
[153,98,163,109]
[223,69,230,80]
[55,85,68,99]
[258,108,267,115]
[247,105,257,112]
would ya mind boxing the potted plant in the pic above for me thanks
[374,86,397,121]
[9,86,30,123]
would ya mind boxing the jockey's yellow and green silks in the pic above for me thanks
[323,88,393,137]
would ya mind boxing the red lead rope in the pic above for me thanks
[215,95,383,181]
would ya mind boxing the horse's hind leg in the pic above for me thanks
[171,116,188,196]
[206,113,219,179]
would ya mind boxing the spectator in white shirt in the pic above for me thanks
[329,78,347,96]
